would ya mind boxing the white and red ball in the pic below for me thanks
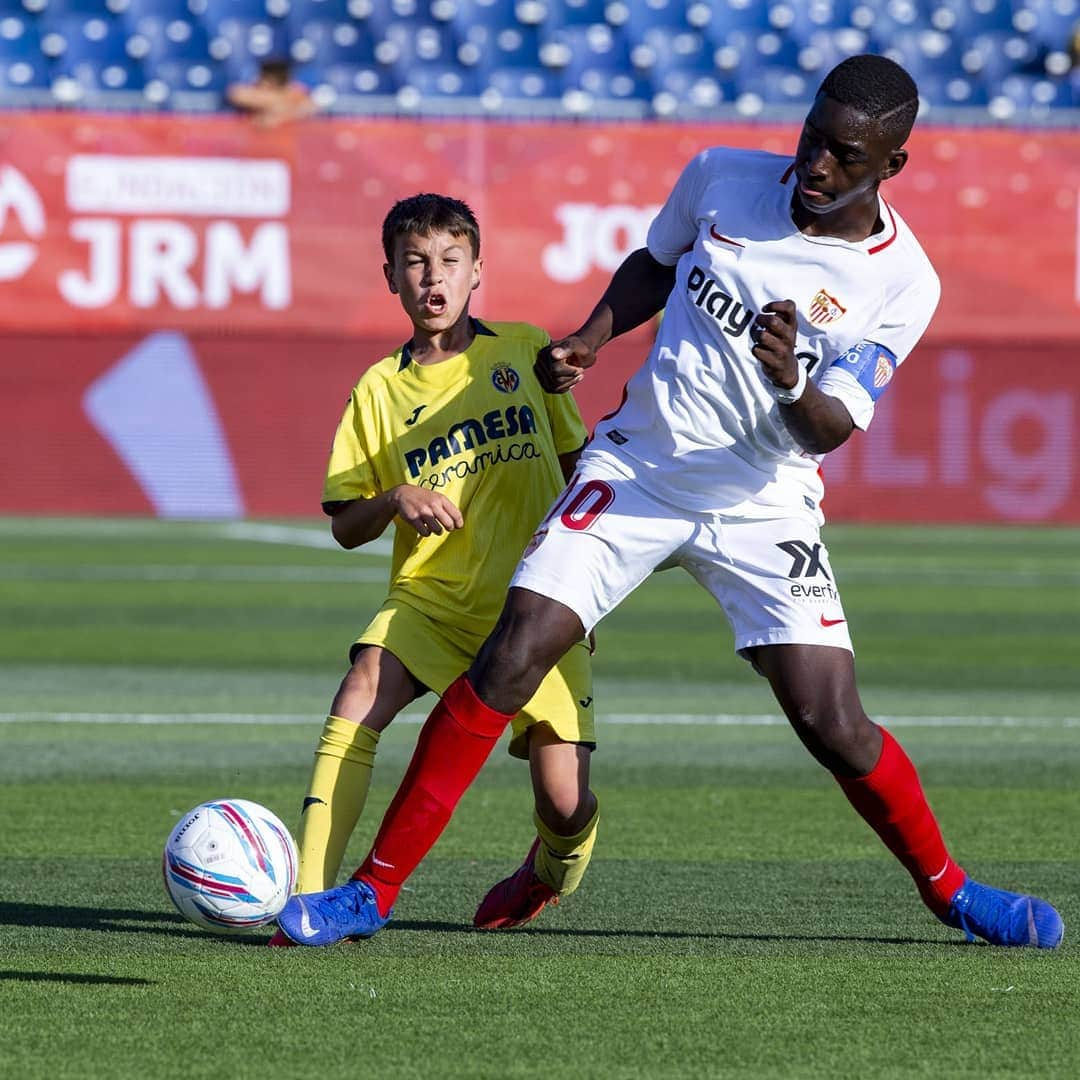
[163,799,297,933]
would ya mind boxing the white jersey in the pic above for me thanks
[590,147,940,519]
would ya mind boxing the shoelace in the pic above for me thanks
[956,887,1028,946]
[314,882,366,921]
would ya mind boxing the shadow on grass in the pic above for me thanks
[389,918,959,948]
[0,902,269,945]
[0,970,153,986]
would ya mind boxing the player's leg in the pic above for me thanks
[295,645,423,894]
[755,643,1062,948]
[475,676,599,930]
[278,458,685,945]
[692,514,1062,948]
[351,589,586,917]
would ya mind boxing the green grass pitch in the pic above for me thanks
[1,518,1078,1078]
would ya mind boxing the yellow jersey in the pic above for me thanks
[323,319,588,637]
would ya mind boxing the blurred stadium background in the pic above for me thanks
[0,0,1077,525]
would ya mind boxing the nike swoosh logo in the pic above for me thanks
[298,898,316,938]
[371,854,395,869]
[578,696,592,708]
[404,405,426,426]
[301,796,326,812]
[820,615,846,627]
[709,225,744,247]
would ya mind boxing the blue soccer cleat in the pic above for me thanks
[943,878,1064,949]
[276,878,391,947]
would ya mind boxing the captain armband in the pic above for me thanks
[830,341,898,402]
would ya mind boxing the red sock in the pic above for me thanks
[354,675,512,916]
[835,726,966,917]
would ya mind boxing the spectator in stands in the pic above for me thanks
[226,58,315,128]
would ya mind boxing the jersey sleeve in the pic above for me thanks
[321,387,380,505]
[646,149,711,266]
[818,267,941,431]
[531,327,588,454]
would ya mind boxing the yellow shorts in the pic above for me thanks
[354,599,595,760]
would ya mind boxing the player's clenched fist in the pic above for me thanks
[750,299,799,391]
[535,335,596,394]
[390,485,464,536]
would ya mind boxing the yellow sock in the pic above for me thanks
[295,716,380,893]
[532,800,599,897]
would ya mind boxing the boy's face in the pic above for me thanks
[384,230,481,333]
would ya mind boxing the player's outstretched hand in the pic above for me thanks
[750,300,799,389]
[391,486,464,537]
[535,335,597,394]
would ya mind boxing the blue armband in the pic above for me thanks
[830,341,897,401]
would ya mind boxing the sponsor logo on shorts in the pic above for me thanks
[778,539,839,602]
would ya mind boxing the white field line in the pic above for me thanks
[0,564,388,584]
[0,518,1076,585]
[1,712,1077,728]
[0,518,395,557]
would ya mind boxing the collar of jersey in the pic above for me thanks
[397,317,497,374]
[777,164,898,255]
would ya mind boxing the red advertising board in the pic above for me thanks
[1,113,1077,522]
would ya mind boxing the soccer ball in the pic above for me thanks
[163,799,298,933]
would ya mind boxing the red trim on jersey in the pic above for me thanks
[709,225,745,247]
[591,383,630,436]
[867,201,898,255]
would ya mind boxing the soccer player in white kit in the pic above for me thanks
[278,55,1063,948]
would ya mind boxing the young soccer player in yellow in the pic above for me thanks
[269,194,598,944]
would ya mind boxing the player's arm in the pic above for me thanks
[558,442,587,482]
[324,486,464,549]
[537,248,676,393]
[750,300,855,454]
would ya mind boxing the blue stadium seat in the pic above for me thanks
[286,0,358,22]
[458,20,541,68]
[485,64,560,100]
[400,60,480,97]
[1014,0,1080,51]
[288,17,375,65]
[148,55,226,92]
[210,15,288,66]
[990,71,1073,109]
[539,22,631,77]
[0,52,49,89]
[885,27,967,79]
[311,58,396,94]
[0,12,39,57]
[779,0,859,45]
[380,19,456,64]
[738,64,815,106]
[549,0,610,27]
[127,15,211,62]
[964,30,1042,83]
[630,26,714,76]
[619,0,691,32]
[39,13,131,56]
[915,70,989,107]
[123,0,199,17]
[929,0,1014,37]
[196,0,271,26]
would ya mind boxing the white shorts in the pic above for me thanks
[512,451,854,662]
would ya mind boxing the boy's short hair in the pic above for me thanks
[382,194,481,262]
[818,54,919,146]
